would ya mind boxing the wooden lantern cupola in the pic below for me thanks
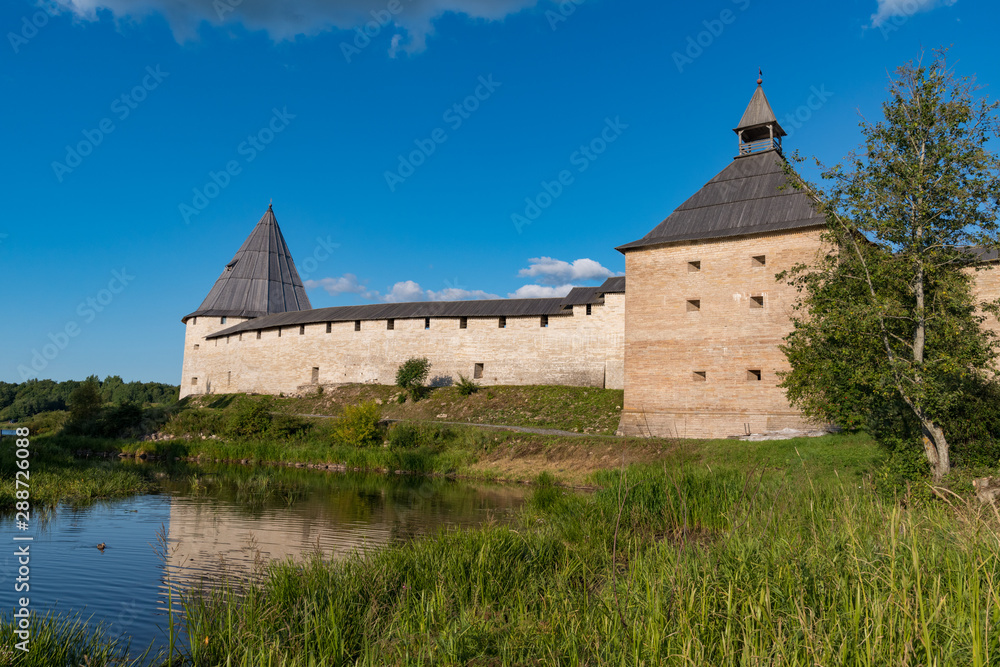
[734,71,785,157]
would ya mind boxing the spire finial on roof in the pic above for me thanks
[757,68,762,85]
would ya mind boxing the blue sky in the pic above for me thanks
[2,0,996,384]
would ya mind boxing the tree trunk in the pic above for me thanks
[920,419,951,482]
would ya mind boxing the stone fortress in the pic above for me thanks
[180,82,1000,439]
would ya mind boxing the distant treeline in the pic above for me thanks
[0,376,179,421]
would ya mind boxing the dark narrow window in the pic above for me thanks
[752,255,766,267]
[687,299,701,312]
[221,317,227,324]
[750,295,764,309]
[226,336,230,344]
[747,369,762,382]
[300,325,306,335]
[474,363,484,379]
[193,344,200,350]
[586,304,592,316]
[387,319,395,330]
[460,317,468,329]
[239,333,242,341]
[541,315,549,328]
[278,328,282,338]
[326,322,332,334]
[192,317,198,325]
[425,317,430,330]
[256,330,261,340]
[354,320,361,332]
[499,316,506,329]
[692,371,706,381]
[312,367,320,384]
[688,260,701,272]
[227,371,231,386]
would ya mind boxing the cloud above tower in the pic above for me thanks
[50,0,540,54]
[517,257,624,286]
[869,0,957,26]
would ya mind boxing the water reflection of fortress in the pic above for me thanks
[165,475,524,581]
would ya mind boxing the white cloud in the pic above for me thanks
[517,257,623,286]
[307,274,499,302]
[507,284,575,299]
[304,273,374,298]
[381,280,426,303]
[51,0,539,53]
[426,287,500,301]
[870,0,957,26]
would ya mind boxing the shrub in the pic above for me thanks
[225,397,274,439]
[334,401,383,447]
[97,402,144,438]
[162,408,225,437]
[387,422,420,448]
[396,357,431,401]
[455,374,481,397]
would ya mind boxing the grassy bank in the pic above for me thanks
[195,383,624,435]
[0,433,156,511]
[174,437,1000,666]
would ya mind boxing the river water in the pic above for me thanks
[0,463,527,657]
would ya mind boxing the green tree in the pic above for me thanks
[67,380,104,431]
[395,357,431,401]
[780,51,1000,481]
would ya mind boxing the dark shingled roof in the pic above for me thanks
[616,151,826,252]
[560,287,600,306]
[205,298,572,339]
[183,206,311,322]
[599,276,626,293]
[735,84,786,137]
[205,276,628,340]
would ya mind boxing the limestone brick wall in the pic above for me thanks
[619,227,827,439]
[971,261,1000,340]
[179,295,624,399]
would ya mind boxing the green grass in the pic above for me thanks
[214,383,625,435]
[0,612,154,666]
[0,433,156,511]
[168,435,1000,666]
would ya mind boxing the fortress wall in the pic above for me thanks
[180,296,625,398]
[971,262,1000,341]
[619,227,827,439]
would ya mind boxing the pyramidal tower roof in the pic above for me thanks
[617,77,824,252]
[183,205,312,322]
[735,84,785,136]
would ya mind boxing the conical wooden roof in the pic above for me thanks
[183,206,311,322]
